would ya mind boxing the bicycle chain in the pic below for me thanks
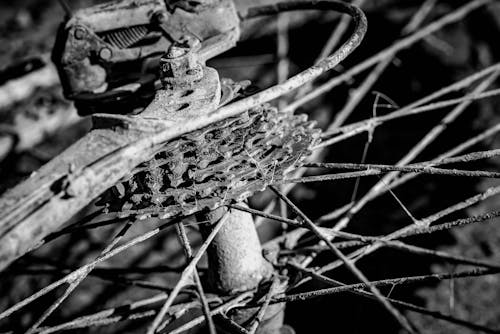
[98,104,320,219]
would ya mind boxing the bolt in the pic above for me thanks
[160,36,203,88]
[74,27,86,40]
[99,48,112,61]
[192,0,217,5]
[174,0,217,12]
[166,45,188,59]
[152,10,167,24]
[178,34,202,50]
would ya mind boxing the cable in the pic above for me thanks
[214,0,367,117]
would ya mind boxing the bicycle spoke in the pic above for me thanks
[306,148,500,170]
[1,1,500,332]
[399,210,500,238]
[168,292,253,334]
[318,87,500,149]
[285,0,493,112]
[34,296,208,334]
[286,267,499,300]
[248,276,279,334]
[271,209,500,260]
[274,170,380,184]
[175,222,216,334]
[284,264,500,334]
[278,165,500,184]
[316,126,500,225]
[314,69,500,243]
[304,237,500,271]
[376,241,500,270]
[147,213,229,334]
[315,89,500,149]
[41,215,131,245]
[304,161,500,178]
[216,313,251,334]
[238,202,500,271]
[315,185,500,278]
[257,37,500,228]
[6,266,177,293]
[22,219,134,333]
[269,186,420,334]
[0,218,174,322]
[278,186,500,289]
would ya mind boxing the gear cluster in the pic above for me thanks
[99,105,320,219]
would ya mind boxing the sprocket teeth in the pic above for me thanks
[100,104,319,218]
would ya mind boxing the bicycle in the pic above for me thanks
[1,0,500,333]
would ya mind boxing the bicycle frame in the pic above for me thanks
[0,1,367,297]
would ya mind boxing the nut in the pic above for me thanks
[99,48,112,61]
[166,45,188,59]
[152,10,168,24]
[74,27,86,40]
[160,36,203,88]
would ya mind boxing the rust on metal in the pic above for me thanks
[0,1,367,303]
[52,0,239,115]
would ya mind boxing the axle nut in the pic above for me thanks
[74,27,86,40]
[160,36,203,89]
[99,48,112,61]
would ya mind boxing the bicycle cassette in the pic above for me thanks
[99,103,320,219]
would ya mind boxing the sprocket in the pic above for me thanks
[98,103,320,219]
